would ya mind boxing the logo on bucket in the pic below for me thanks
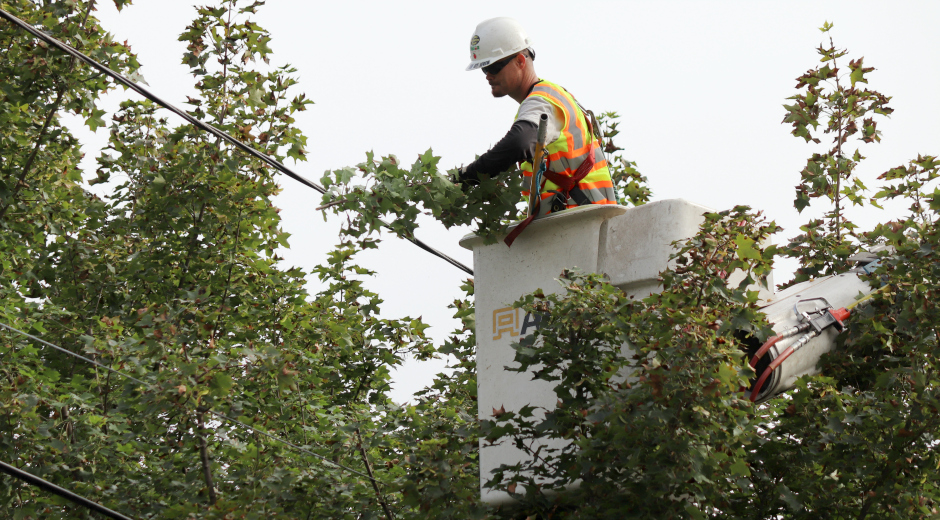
[492,308,543,340]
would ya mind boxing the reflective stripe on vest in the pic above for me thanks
[518,80,617,213]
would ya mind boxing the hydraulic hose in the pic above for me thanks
[750,335,782,369]
[749,306,853,401]
[749,323,811,368]
[749,331,815,402]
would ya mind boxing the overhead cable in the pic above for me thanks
[0,321,374,481]
[0,8,472,276]
[0,460,136,520]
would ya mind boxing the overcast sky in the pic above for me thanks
[61,0,940,402]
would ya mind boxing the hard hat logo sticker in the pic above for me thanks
[470,35,480,46]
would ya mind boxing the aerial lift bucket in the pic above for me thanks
[460,199,743,505]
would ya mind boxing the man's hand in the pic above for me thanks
[455,165,481,187]
[448,165,479,188]
[448,167,463,186]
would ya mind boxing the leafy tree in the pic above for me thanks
[780,22,893,284]
[1,3,143,517]
[1,2,433,518]
[392,279,490,519]
[0,0,139,328]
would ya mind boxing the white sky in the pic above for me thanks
[61,0,940,402]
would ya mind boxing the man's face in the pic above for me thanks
[484,53,520,98]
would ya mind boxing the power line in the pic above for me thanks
[0,321,375,481]
[0,8,473,277]
[0,460,136,520]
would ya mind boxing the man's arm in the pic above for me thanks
[459,119,538,185]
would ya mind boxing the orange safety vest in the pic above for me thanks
[519,80,617,216]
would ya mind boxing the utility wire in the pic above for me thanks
[0,321,375,481]
[0,8,473,277]
[0,460,136,520]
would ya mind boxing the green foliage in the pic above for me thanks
[781,23,894,284]
[0,1,435,518]
[1,5,938,520]
[393,280,490,519]
[0,0,140,301]
[875,154,939,225]
[481,207,776,518]
[320,150,525,246]
[745,151,940,520]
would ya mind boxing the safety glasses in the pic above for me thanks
[481,53,517,76]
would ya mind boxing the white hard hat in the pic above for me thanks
[466,17,533,71]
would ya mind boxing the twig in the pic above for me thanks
[316,198,349,211]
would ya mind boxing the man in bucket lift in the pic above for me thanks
[457,17,617,225]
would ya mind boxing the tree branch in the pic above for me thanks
[198,412,218,505]
[355,427,394,520]
[316,198,349,212]
[0,87,65,220]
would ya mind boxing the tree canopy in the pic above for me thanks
[1,2,938,519]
